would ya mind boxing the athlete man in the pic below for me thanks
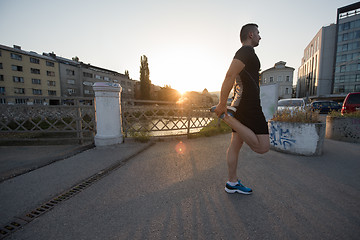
[214,23,270,194]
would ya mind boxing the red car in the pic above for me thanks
[341,92,360,114]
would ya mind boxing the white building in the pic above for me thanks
[260,61,294,99]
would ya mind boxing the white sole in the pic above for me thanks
[225,187,252,195]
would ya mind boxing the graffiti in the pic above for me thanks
[269,124,296,150]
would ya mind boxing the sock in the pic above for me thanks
[227,181,238,186]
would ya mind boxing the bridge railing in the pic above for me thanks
[122,100,213,137]
[0,96,214,144]
[0,96,95,144]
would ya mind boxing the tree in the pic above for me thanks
[140,55,151,100]
[124,70,130,79]
[158,85,181,102]
[72,56,79,62]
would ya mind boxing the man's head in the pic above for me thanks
[240,23,261,47]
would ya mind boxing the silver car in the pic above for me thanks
[277,98,305,112]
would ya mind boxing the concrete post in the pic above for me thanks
[93,82,123,146]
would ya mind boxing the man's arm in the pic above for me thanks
[215,58,245,117]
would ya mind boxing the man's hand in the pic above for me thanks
[214,103,228,118]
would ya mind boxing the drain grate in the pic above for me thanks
[0,142,155,239]
[0,173,104,239]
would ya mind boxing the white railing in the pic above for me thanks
[122,100,213,137]
[0,96,95,144]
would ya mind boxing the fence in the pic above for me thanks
[0,96,95,144]
[122,100,214,137]
[0,97,214,144]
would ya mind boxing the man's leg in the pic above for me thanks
[225,132,253,194]
[223,115,269,154]
[227,132,244,182]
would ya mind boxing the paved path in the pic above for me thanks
[1,134,360,240]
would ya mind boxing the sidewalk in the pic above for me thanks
[0,134,359,240]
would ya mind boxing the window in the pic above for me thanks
[46,61,54,67]
[11,53,22,60]
[15,99,27,104]
[95,74,101,79]
[0,75,4,81]
[83,72,93,78]
[33,99,43,104]
[32,78,41,84]
[0,98,6,104]
[84,89,91,94]
[286,76,290,82]
[356,74,360,82]
[12,65,23,71]
[66,69,75,76]
[338,85,345,93]
[67,88,76,94]
[13,76,24,83]
[0,87,5,94]
[270,77,274,82]
[14,88,25,94]
[31,68,40,74]
[340,76,345,83]
[104,76,110,81]
[67,79,75,85]
[48,90,56,96]
[277,76,282,82]
[47,80,56,86]
[32,89,42,95]
[0,63,3,69]
[355,85,360,91]
[340,65,346,73]
[47,71,55,76]
[342,44,348,52]
[30,57,40,64]
[285,88,289,94]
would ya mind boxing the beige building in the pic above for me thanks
[260,61,294,99]
[43,53,135,100]
[0,44,61,104]
[0,44,135,104]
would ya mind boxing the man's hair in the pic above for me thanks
[240,23,258,43]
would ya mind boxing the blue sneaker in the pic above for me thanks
[225,180,252,194]
[210,106,236,119]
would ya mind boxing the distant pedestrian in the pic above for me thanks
[214,23,270,194]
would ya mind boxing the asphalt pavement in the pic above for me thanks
[0,134,359,240]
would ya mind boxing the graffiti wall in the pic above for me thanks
[268,121,325,156]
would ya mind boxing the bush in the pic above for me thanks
[329,110,360,118]
[188,118,232,138]
[271,107,320,123]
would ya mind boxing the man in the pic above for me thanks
[214,23,270,194]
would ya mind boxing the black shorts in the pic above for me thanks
[232,104,269,135]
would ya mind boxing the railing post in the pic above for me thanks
[93,82,123,146]
[75,99,84,144]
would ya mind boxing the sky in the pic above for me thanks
[0,0,357,93]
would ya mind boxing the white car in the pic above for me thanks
[277,98,305,112]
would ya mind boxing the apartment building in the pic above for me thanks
[297,24,337,98]
[297,2,360,98]
[0,44,136,104]
[0,44,61,105]
[43,53,136,100]
[334,2,360,93]
[261,61,294,99]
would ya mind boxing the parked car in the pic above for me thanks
[310,100,342,114]
[341,92,360,114]
[277,98,305,112]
